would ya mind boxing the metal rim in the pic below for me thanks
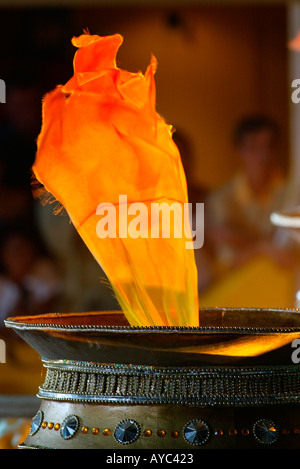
[4,307,300,334]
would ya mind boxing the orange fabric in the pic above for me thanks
[289,32,300,51]
[33,33,199,327]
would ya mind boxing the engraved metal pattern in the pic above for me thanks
[29,410,43,436]
[253,419,279,445]
[6,321,300,333]
[37,360,300,406]
[114,419,140,445]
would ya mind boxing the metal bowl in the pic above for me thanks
[271,206,300,229]
[5,308,300,449]
[5,308,300,366]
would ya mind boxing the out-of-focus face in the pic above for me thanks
[1,234,36,283]
[237,129,277,193]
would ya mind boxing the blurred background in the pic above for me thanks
[1,0,300,447]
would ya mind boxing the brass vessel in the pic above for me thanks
[5,308,300,449]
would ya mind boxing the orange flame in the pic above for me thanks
[32,33,199,327]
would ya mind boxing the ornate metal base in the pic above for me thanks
[19,358,300,449]
[22,400,300,449]
[5,308,300,449]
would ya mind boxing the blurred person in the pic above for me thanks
[0,79,43,233]
[172,129,204,205]
[0,79,42,185]
[206,115,293,272]
[0,226,62,324]
[173,129,216,292]
[34,200,121,314]
[0,159,32,233]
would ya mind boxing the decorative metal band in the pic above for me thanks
[37,360,300,406]
[6,322,300,334]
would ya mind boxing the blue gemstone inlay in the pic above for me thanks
[114,419,140,444]
[183,420,210,446]
[29,410,43,436]
[60,415,79,440]
[253,419,278,445]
